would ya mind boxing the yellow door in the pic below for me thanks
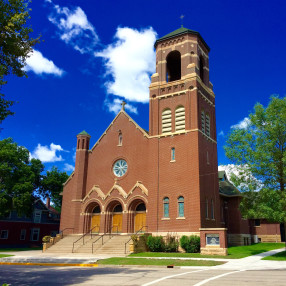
[134,213,146,232]
[91,215,100,232]
[112,214,122,232]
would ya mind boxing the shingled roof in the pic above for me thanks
[155,26,210,51]
[218,171,241,197]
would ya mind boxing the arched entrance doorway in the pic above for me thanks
[112,204,123,233]
[91,205,101,233]
[134,203,146,232]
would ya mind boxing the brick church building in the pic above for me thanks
[60,27,282,254]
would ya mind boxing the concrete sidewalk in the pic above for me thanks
[0,248,286,269]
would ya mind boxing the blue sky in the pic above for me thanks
[1,0,286,174]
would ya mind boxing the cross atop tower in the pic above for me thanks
[121,100,126,111]
[180,15,185,27]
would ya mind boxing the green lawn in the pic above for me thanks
[262,250,286,261]
[97,257,224,267]
[129,243,285,259]
[0,254,14,258]
[0,247,42,252]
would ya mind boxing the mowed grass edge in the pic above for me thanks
[129,243,285,259]
[97,257,225,267]
[262,250,286,261]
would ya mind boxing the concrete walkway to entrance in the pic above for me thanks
[0,248,286,270]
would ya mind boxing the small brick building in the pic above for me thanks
[60,27,282,253]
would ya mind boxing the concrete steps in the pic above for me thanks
[46,234,132,255]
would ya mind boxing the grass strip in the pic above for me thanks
[0,254,14,258]
[129,243,285,259]
[0,247,42,252]
[262,250,286,261]
[97,257,225,267]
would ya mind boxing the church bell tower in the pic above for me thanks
[149,27,221,232]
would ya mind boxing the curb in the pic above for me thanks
[0,262,98,267]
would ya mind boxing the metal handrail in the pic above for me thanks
[125,225,148,254]
[91,226,119,253]
[72,226,99,253]
[59,228,74,239]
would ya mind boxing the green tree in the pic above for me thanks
[40,167,69,212]
[0,0,39,123]
[224,96,286,239]
[0,138,44,216]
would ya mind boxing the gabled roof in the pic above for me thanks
[90,110,149,151]
[218,171,241,197]
[155,26,210,51]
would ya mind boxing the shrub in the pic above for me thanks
[180,235,200,253]
[164,233,179,252]
[147,235,165,252]
[42,236,51,243]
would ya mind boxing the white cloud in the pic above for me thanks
[47,3,99,54]
[231,117,250,129]
[105,98,138,114]
[218,164,263,191]
[31,143,65,163]
[25,49,64,76]
[63,163,75,172]
[96,27,157,104]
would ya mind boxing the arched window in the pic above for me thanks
[175,106,185,131]
[136,203,146,212]
[211,199,214,219]
[162,109,172,133]
[178,196,184,217]
[205,199,208,218]
[199,56,205,83]
[92,205,101,213]
[163,197,169,218]
[113,204,122,213]
[205,114,210,137]
[166,51,181,82]
[201,110,205,134]
[171,147,175,161]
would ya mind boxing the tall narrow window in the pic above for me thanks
[205,114,210,137]
[162,109,172,133]
[171,147,175,161]
[82,139,85,149]
[201,111,205,134]
[163,197,169,218]
[205,199,208,219]
[118,132,122,146]
[211,199,215,219]
[175,106,185,131]
[20,229,26,240]
[206,151,210,165]
[178,196,184,217]
[199,56,205,83]
[30,228,40,241]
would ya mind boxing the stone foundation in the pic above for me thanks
[258,234,281,243]
[227,234,251,246]
[201,246,227,256]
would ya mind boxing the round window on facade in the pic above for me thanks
[113,159,128,177]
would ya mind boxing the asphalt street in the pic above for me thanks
[1,265,286,286]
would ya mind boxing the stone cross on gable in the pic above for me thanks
[121,101,126,111]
